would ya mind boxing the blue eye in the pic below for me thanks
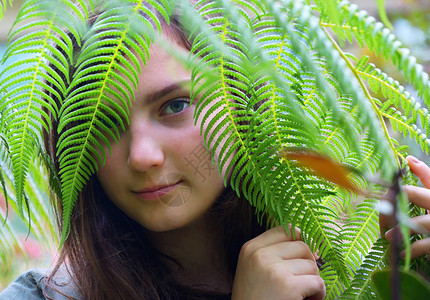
[162,98,190,115]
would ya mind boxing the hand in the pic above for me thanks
[231,226,325,300]
[384,156,430,258]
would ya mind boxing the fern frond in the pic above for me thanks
[0,145,56,242]
[0,209,25,270]
[312,0,344,38]
[0,0,428,297]
[356,57,430,153]
[57,0,174,244]
[357,57,429,129]
[0,143,56,269]
[319,0,430,107]
[0,0,87,216]
[382,105,429,154]
[339,239,390,300]
[0,0,12,20]
[326,198,381,298]
[322,132,382,216]
[187,0,353,288]
[265,0,398,178]
[0,133,10,218]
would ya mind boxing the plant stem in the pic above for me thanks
[322,27,401,171]
[387,171,402,300]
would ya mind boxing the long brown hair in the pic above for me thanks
[43,3,265,300]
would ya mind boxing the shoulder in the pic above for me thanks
[0,269,47,299]
[0,267,81,300]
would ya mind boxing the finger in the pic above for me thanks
[404,185,430,210]
[279,259,320,276]
[245,225,301,253]
[385,215,430,241]
[407,156,430,188]
[295,275,326,300]
[256,241,315,262]
[400,238,430,259]
[379,204,393,235]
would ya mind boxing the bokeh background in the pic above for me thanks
[1,0,429,290]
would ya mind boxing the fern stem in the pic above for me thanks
[320,22,363,34]
[271,34,286,144]
[59,1,143,245]
[302,85,317,107]
[356,69,426,126]
[220,20,240,137]
[14,8,58,214]
[357,69,429,158]
[322,27,401,170]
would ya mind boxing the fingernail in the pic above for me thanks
[407,155,420,164]
[385,228,393,240]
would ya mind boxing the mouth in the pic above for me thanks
[133,182,181,201]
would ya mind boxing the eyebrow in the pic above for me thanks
[145,80,191,104]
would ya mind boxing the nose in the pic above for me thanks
[127,125,165,172]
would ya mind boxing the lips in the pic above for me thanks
[133,182,181,201]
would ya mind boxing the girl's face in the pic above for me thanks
[96,41,225,232]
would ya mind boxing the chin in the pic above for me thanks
[144,220,194,234]
[138,212,192,233]
[140,208,209,234]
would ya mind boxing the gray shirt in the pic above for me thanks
[0,268,80,300]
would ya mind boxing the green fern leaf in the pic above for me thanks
[187,0,353,289]
[326,198,382,298]
[0,209,25,269]
[340,239,390,299]
[264,0,399,178]
[320,1,430,107]
[57,0,174,244]
[322,132,382,215]
[0,143,56,267]
[312,0,345,40]
[1,1,428,298]
[356,59,430,154]
[0,0,86,216]
[381,106,430,154]
[0,0,12,20]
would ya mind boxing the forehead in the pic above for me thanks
[132,41,191,103]
[141,43,190,81]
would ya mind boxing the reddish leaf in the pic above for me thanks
[281,149,361,194]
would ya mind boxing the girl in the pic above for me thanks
[1,2,430,300]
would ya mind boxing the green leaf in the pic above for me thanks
[0,0,13,20]
[56,0,175,245]
[0,0,83,217]
[372,269,430,300]
[376,0,393,30]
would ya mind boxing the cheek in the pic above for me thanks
[168,124,205,158]
[171,126,221,182]
[195,101,232,176]
[97,143,126,185]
